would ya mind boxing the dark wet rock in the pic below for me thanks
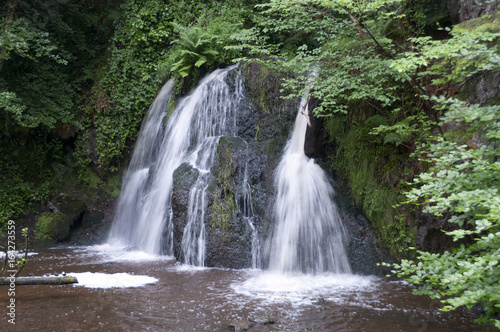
[172,162,200,260]
[241,62,298,133]
[52,194,87,219]
[34,195,87,243]
[228,319,253,331]
[80,210,105,228]
[228,315,275,331]
[331,180,394,276]
[202,131,291,269]
[249,315,275,325]
[461,70,500,106]
[65,214,111,246]
[447,0,499,24]
[312,297,326,305]
[204,136,255,269]
[415,211,472,253]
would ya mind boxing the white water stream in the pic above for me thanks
[108,65,243,266]
[268,96,351,274]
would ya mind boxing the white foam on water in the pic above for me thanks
[172,262,208,272]
[69,272,158,289]
[0,251,38,258]
[232,271,375,306]
[86,243,174,263]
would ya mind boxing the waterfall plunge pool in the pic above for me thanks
[0,245,492,331]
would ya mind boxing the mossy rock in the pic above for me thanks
[171,162,201,260]
[35,196,86,242]
[36,212,72,242]
[57,196,86,217]
[453,9,500,31]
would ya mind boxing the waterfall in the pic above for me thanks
[108,65,243,265]
[241,158,262,269]
[268,97,351,274]
[108,65,350,272]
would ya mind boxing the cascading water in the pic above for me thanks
[107,78,175,254]
[268,97,351,274]
[108,65,243,266]
[240,156,261,269]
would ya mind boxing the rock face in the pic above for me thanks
[462,71,500,105]
[171,63,297,269]
[168,63,391,274]
[447,0,499,24]
[172,163,201,260]
[203,136,255,269]
[336,190,394,275]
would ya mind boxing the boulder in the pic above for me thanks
[35,195,86,242]
[448,0,499,24]
[171,162,200,260]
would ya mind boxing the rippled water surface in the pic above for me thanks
[0,246,493,331]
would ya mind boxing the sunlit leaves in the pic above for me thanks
[391,29,500,83]
[393,94,500,326]
[166,23,219,78]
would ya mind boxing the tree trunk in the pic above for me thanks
[0,276,78,285]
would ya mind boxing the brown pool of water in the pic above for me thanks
[0,247,494,331]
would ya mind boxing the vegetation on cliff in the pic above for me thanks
[230,0,500,326]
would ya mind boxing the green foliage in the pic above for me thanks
[0,16,67,65]
[76,0,253,171]
[0,0,113,229]
[0,131,60,229]
[232,2,500,327]
[390,97,500,325]
[386,41,500,327]
[159,2,251,85]
[391,30,500,84]
[0,92,25,123]
[231,0,411,116]
[166,22,219,78]
[1,0,111,131]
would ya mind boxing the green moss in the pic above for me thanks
[77,167,120,198]
[104,173,121,198]
[325,114,417,259]
[34,195,86,242]
[35,212,70,241]
[80,168,105,189]
[453,12,500,34]
[211,144,236,235]
[242,62,293,117]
